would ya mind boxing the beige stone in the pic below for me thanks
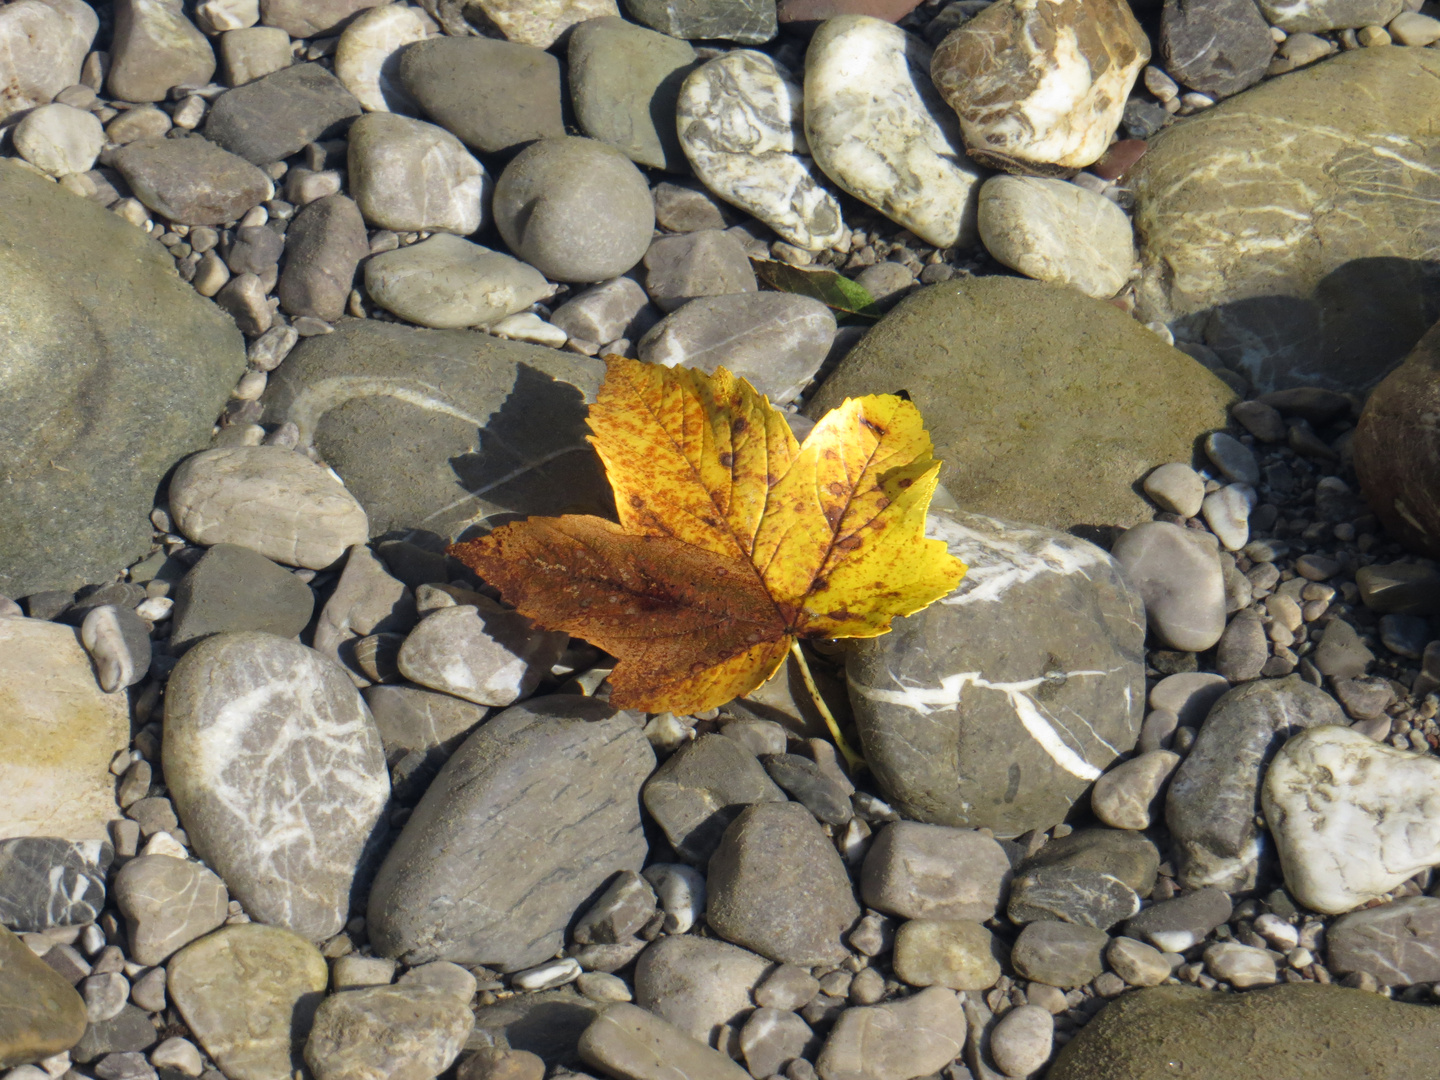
[0,0,97,122]
[335,4,429,113]
[931,0,1149,173]
[0,618,128,841]
[469,0,620,48]
[892,920,1002,991]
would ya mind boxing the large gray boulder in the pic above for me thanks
[0,160,246,597]
[260,318,612,540]
[1133,47,1440,393]
[848,508,1145,837]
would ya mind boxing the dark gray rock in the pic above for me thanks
[634,935,771,1045]
[623,0,778,43]
[1328,897,1440,986]
[1007,867,1140,932]
[114,135,271,226]
[760,753,853,825]
[164,632,391,942]
[169,543,315,653]
[261,319,612,541]
[1160,0,1274,98]
[363,684,488,765]
[399,36,565,155]
[1010,921,1110,988]
[568,17,698,172]
[860,821,1012,922]
[1215,608,1268,682]
[368,696,653,971]
[1357,563,1440,616]
[0,838,110,932]
[847,508,1145,837]
[204,63,362,165]
[706,801,859,966]
[226,224,285,276]
[1166,676,1345,892]
[258,0,383,37]
[0,160,246,598]
[642,229,757,313]
[1312,618,1375,680]
[1123,887,1233,953]
[313,544,417,678]
[572,871,657,946]
[471,988,602,1070]
[642,733,787,866]
[278,194,369,322]
[70,1003,158,1064]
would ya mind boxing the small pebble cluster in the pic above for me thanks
[5,0,1440,1079]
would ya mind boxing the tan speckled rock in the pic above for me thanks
[0,0,98,122]
[469,0,619,48]
[109,0,216,104]
[931,0,1148,174]
[169,446,369,568]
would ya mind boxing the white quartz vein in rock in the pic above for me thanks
[849,668,1120,779]
[926,513,1111,607]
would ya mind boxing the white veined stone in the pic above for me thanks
[677,50,846,251]
[804,15,983,249]
[335,4,430,113]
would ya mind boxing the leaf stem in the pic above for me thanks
[789,640,866,775]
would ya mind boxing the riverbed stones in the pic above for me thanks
[1327,897,1440,986]
[169,446,369,569]
[579,1003,752,1080]
[1167,676,1346,891]
[204,62,360,166]
[847,508,1144,836]
[637,292,834,403]
[304,983,474,1080]
[977,175,1136,298]
[626,0,778,43]
[278,194,369,321]
[13,103,103,177]
[1046,984,1440,1080]
[368,697,652,971]
[929,0,1149,174]
[493,137,654,283]
[0,839,109,931]
[169,543,315,652]
[1010,921,1109,988]
[168,923,329,1080]
[0,619,128,840]
[634,935,770,1045]
[365,235,552,329]
[569,17,696,172]
[815,987,967,1080]
[804,16,983,249]
[806,277,1235,530]
[397,599,566,706]
[892,919,1002,991]
[112,855,228,965]
[1122,887,1232,953]
[348,113,487,235]
[0,160,246,596]
[164,632,390,941]
[1111,522,1227,652]
[258,0,380,36]
[706,802,859,965]
[333,3,428,114]
[260,319,611,540]
[677,50,846,251]
[0,0,97,122]
[1133,47,1440,393]
[399,37,566,155]
[1263,725,1440,914]
[1160,0,1273,98]
[1353,324,1440,559]
[1091,750,1180,830]
[0,924,88,1068]
[108,0,216,104]
[114,135,271,226]
[860,822,1012,921]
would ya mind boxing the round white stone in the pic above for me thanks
[1143,462,1205,518]
[335,4,429,113]
[13,102,104,177]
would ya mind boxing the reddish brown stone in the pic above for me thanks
[777,0,921,25]
[1091,139,1147,181]
[1354,325,1440,558]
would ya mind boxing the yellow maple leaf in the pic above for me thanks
[449,356,966,717]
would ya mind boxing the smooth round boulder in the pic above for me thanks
[1110,522,1227,652]
[492,137,654,283]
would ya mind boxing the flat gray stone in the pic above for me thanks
[112,855,228,966]
[397,600,566,707]
[1123,887,1232,953]
[261,318,612,541]
[258,0,381,36]
[860,821,1012,922]
[169,543,315,653]
[313,544,417,678]
[1010,921,1110,988]
[204,62,362,165]
[814,987,967,1080]
[847,508,1144,836]
[108,0,215,104]
[368,697,653,971]
[623,0,778,42]
[164,632,391,941]
[278,194,369,322]
[473,988,603,1070]
[1111,522,1227,652]
[0,159,245,597]
[634,935,770,1046]
[579,1003,752,1080]
[1327,897,1440,986]
[0,923,88,1068]
[364,234,551,329]
[1160,0,1273,98]
[348,112,487,235]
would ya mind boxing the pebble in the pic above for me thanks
[277,194,370,322]
[642,864,706,934]
[219,26,292,86]
[164,632,390,941]
[0,0,96,123]
[113,855,228,965]
[759,753,853,825]
[1090,750,1181,830]
[1105,935,1172,987]
[398,36,566,155]
[1263,725,1440,913]
[705,802,859,966]
[930,0,1149,172]
[331,955,397,990]
[1389,10,1440,44]
[1143,462,1206,517]
[333,3,428,114]
[168,446,368,569]
[304,983,474,1080]
[626,0,777,42]
[989,1004,1054,1078]
[861,821,1012,921]
[1312,617,1375,680]
[0,839,110,931]
[196,0,258,32]
[1204,431,1261,485]
[739,1008,817,1079]
[1202,483,1253,551]
[109,0,216,104]
[977,175,1136,298]
[1202,942,1277,988]
[804,15,983,249]
[83,972,130,1024]
[676,50,845,251]
[755,964,821,1012]
[1123,887,1233,953]
[365,234,553,329]
[573,871,657,947]
[1111,521,1227,651]
[1327,896,1440,985]
[642,228,756,312]
[634,935,770,1044]
[347,113,487,235]
[550,276,653,352]
[493,136,654,283]
[168,542,315,653]
[168,924,329,1080]
[892,919,1001,991]
[114,135,271,227]
[79,604,151,692]
[215,271,274,335]
[577,972,633,1003]
[814,987,967,1080]
[643,733,786,865]
[204,63,361,166]
[13,103,103,177]
[149,1038,204,1077]
[1215,607,1267,682]
[579,1002,752,1080]
[399,599,568,705]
